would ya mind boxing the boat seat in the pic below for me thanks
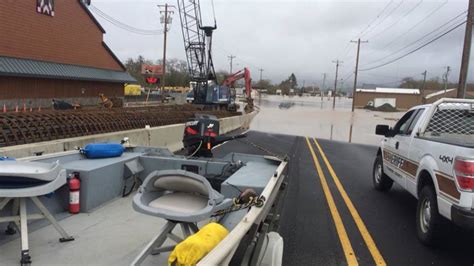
[131,170,232,265]
[0,161,74,265]
[133,170,231,223]
[148,192,208,213]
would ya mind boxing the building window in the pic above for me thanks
[37,0,55,17]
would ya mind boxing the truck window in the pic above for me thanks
[393,110,416,135]
[406,109,425,135]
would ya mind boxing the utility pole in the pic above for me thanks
[332,60,342,110]
[158,3,174,98]
[421,70,427,103]
[443,66,451,94]
[348,39,367,143]
[321,73,326,101]
[421,70,427,92]
[258,68,264,82]
[350,38,368,112]
[228,55,236,74]
[458,0,474,98]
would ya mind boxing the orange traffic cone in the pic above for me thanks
[3,104,6,113]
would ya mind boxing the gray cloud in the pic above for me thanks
[94,0,472,88]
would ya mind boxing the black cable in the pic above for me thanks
[339,0,395,59]
[361,0,405,38]
[368,0,424,41]
[360,20,466,71]
[90,5,160,33]
[356,0,395,38]
[89,5,163,35]
[376,1,449,52]
[341,72,354,82]
[91,7,163,35]
[363,10,467,66]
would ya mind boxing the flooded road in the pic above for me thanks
[250,95,404,146]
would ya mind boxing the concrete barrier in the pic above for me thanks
[0,111,258,158]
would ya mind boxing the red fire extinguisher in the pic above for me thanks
[68,172,80,214]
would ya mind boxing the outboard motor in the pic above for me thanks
[183,114,246,158]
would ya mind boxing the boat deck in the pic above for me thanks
[1,195,171,265]
[2,129,474,265]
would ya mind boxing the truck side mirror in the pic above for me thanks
[375,125,391,136]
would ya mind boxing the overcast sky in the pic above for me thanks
[93,0,472,89]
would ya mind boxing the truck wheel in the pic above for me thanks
[373,155,393,191]
[416,185,444,245]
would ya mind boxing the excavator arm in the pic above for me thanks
[222,68,252,99]
[222,68,253,112]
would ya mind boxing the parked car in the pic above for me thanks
[373,98,474,245]
[186,92,194,103]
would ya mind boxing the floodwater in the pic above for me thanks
[250,95,404,146]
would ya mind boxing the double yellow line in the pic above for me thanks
[305,137,386,266]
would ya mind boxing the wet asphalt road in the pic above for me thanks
[214,131,474,266]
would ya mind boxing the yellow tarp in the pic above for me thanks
[124,84,141,96]
[168,223,229,266]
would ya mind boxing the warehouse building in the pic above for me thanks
[354,87,458,110]
[0,0,135,109]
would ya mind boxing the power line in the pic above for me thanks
[357,0,395,38]
[363,11,467,67]
[376,1,448,52]
[89,5,163,35]
[360,0,405,38]
[342,72,354,82]
[360,20,466,71]
[367,0,423,41]
[339,1,394,59]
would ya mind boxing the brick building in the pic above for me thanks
[0,0,135,108]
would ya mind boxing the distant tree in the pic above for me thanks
[125,56,190,87]
[398,76,458,91]
[289,73,298,89]
[215,70,230,84]
[160,59,190,87]
[254,79,273,92]
[124,55,153,86]
[399,77,419,88]
[276,73,299,95]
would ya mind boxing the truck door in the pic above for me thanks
[384,109,420,188]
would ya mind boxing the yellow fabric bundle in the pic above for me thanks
[168,222,229,266]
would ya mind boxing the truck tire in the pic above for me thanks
[416,185,444,245]
[373,155,393,191]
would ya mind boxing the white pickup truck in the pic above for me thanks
[373,98,474,245]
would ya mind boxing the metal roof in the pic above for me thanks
[424,88,457,99]
[356,87,420,95]
[0,56,136,83]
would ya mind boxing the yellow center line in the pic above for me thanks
[313,138,387,266]
[305,137,359,266]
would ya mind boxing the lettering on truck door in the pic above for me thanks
[383,109,422,188]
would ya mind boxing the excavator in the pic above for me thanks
[176,0,253,111]
[222,67,253,112]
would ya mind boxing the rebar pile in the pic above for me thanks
[0,106,238,147]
